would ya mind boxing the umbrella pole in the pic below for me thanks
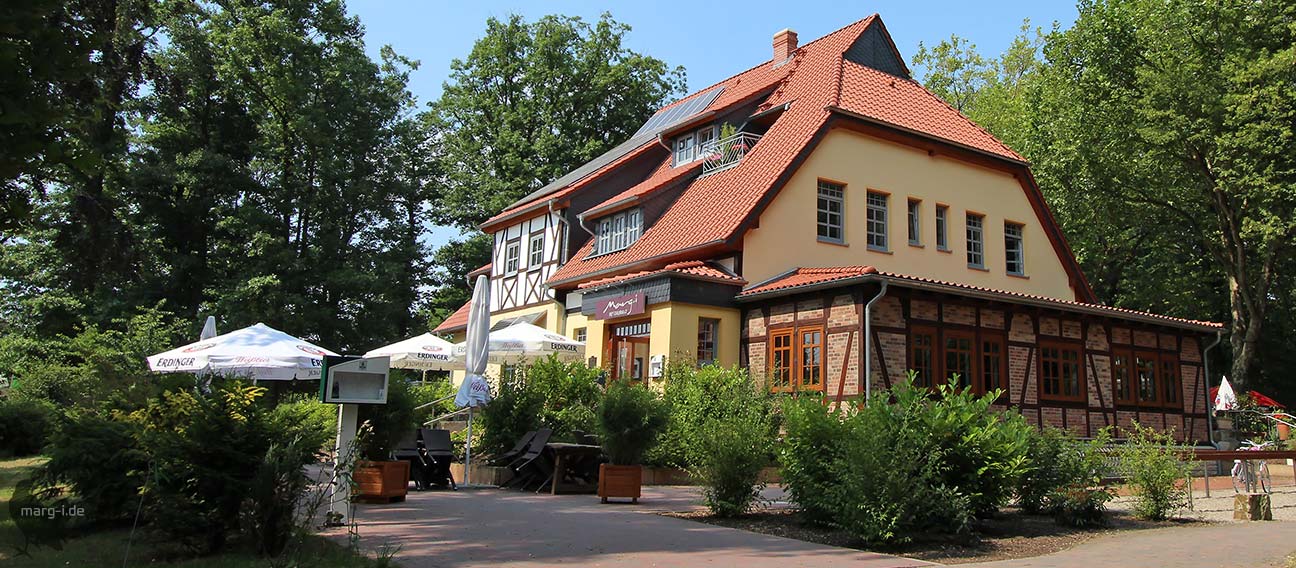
[464,406,473,486]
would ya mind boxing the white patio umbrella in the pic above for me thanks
[1215,376,1238,411]
[453,322,585,365]
[455,275,493,486]
[147,322,338,381]
[364,333,461,371]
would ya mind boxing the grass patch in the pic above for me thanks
[0,457,388,567]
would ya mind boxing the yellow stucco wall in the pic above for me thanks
[742,128,1076,301]
[579,302,740,371]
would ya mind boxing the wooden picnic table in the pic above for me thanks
[544,442,604,495]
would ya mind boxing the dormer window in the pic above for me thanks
[592,207,643,256]
[673,126,717,166]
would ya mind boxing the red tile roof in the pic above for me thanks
[538,16,1086,304]
[736,266,1222,331]
[834,60,1023,162]
[432,301,472,333]
[577,260,746,290]
[467,263,491,278]
[480,140,659,232]
[549,18,874,286]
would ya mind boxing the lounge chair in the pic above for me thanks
[496,430,537,466]
[418,428,457,490]
[504,428,552,489]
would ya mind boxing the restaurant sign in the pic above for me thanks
[594,292,645,320]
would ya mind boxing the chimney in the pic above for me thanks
[773,29,798,63]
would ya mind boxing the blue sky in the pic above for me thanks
[344,0,1080,250]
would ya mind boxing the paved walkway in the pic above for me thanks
[334,484,1296,568]
[969,521,1296,568]
[331,486,929,568]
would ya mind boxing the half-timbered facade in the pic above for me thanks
[434,15,1223,441]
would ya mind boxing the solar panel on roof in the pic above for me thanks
[632,87,725,137]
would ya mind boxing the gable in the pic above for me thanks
[844,20,909,78]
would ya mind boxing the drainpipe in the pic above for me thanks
[1203,331,1223,448]
[862,279,888,405]
[547,198,568,264]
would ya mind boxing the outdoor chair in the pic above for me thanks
[418,428,457,490]
[392,431,431,490]
[496,430,537,466]
[504,428,552,490]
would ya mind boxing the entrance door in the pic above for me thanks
[608,320,651,385]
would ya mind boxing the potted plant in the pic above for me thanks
[353,378,418,502]
[596,381,668,503]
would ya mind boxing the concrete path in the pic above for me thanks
[968,521,1296,568]
[332,485,930,568]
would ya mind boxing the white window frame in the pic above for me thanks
[673,133,695,166]
[504,241,521,274]
[590,207,644,256]
[866,191,888,251]
[907,199,921,246]
[1005,222,1025,275]
[528,232,544,267]
[816,180,844,243]
[966,213,985,269]
[936,205,949,251]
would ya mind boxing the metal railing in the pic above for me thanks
[700,132,762,175]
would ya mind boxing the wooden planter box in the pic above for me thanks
[598,463,642,503]
[354,460,410,503]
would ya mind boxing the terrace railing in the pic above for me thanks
[699,132,762,175]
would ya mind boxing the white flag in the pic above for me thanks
[455,373,492,408]
[1215,376,1238,411]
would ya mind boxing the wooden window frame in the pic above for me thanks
[942,328,977,391]
[1160,353,1181,410]
[980,334,1008,398]
[909,324,938,389]
[1039,340,1086,403]
[697,317,719,367]
[1134,351,1160,407]
[798,326,825,392]
[769,328,794,393]
[1112,348,1137,406]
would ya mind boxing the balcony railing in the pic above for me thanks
[699,132,762,175]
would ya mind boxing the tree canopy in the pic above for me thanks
[913,0,1296,395]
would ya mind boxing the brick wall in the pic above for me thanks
[740,286,1213,442]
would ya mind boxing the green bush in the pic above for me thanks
[478,370,545,460]
[243,432,321,557]
[478,357,604,459]
[270,394,336,454]
[597,381,668,465]
[1120,422,1192,521]
[357,377,418,460]
[921,382,1033,516]
[523,356,602,439]
[779,397,847,525]
[409,378,456,424]
[1018,427,1115,526]
[0,398,55,456]
[40,409,149,522]
[685,367,776,517]
[779,378,1033,544]
[650,362,774,468]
